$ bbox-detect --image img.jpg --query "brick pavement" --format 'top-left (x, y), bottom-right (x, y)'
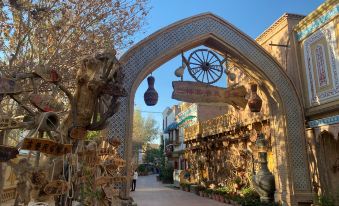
top-left (131, 174), bottom-right (231, 206)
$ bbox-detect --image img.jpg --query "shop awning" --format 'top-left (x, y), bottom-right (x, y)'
top-left (164, 122), bottom-right (178, 133)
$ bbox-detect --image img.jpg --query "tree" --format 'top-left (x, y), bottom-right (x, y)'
top-left (143, 147), bottom-right (161, 164)
top-left (132, 108), bottom-right (159, 145)
top-left (132, 108), bottom-right (159, 165)
top-left (0, 0), bottom-right (150, 204)
top-left (0, 0), bottom-right (149, 86)
top-left (0, 0), bottom-right (150, 139)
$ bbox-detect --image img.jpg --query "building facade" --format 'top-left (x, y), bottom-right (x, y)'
top-left (182, 1), bottom-right (339, 205)
top-left (294, 0), bottom-right (339, 203)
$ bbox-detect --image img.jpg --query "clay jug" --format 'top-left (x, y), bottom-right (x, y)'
top-left (144, 76), bottom-right (158, 106)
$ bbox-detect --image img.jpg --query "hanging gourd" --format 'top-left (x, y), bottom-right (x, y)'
top-left (144, 75), bottom-right (158, 106)
top-left (248, 84), bottom-right (262, 112)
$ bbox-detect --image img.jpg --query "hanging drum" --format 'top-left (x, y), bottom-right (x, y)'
top-left (144, 75), bottom-right (158, 106)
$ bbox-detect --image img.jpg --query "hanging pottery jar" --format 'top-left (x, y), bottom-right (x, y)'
top-left (248, 84), bottom-right (262, 112)
top-left (144, 75), bottom-right (158, 106)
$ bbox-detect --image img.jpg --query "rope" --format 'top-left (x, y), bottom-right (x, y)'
top-left (51, 159), bottom-right (56, 181)
top-left (16, 112), bottom-right (47, 150)
top-left (67, 164), bottom-right (74, 198)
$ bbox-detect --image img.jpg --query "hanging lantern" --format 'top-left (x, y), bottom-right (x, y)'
top-left (248, 84), bottom-right (262, 112)
top-left (144, 75), bottom-right (158, 106)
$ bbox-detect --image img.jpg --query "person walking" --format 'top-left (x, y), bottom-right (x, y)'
top-left (131, 170), bottom-right (138, 191)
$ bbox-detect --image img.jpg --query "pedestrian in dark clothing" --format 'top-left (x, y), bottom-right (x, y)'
top-left (131, 170), bottom-right (138, 191)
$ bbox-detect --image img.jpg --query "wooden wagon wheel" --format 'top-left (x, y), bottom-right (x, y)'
top-left (87, 52), bottom-right (126, 131)
top-left (187, 49), bottom-right (223, 84)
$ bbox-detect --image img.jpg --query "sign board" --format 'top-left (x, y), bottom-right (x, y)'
top-left (0, 115), bottom-right (20, 130)
top-left (99, 148), bottom-right (113, 156)
top-left (95, 176), bottom-right (126, 186)
top-left (0, 77), bottom-right (22, 94)
top-left (34, 67), bottom-right (60, 83)
top-left (21, 138), bottom-right (72, 156)
top-left (29, 94), bottom-right (64, 112)
top-left (172, 81), bottom-right (248, 109)
top-left (104, 157), bottom-right (126, 170)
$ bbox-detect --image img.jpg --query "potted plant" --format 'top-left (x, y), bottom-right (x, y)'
top-left (206, 188), bottom-right (213, 199)
top-left (185, 183), bottom-right (191, 192)
top-left (196, 185), bottom-right (205, 196)
top-left (233, 176), bottom-right (242, 191)
top-left (179, 183), bottom-right (186, 191)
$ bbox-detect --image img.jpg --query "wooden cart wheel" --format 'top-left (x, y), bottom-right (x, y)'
top-left (187, 49), bottom-right (223, 84)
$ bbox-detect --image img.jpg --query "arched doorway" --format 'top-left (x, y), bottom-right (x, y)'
top-left (108, 13), bottom-right (312, 205)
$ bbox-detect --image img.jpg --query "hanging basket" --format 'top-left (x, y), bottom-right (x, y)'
top-left (108, 137), bottom-right (121, 147)
top-left (44, 180), bottom-right (69, 195)
top-left (0, 145), bottom-right (19, 162)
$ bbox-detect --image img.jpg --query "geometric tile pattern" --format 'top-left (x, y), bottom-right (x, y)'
top-left (303, 21), bottom-right (339, 105)
top-left (107, 13), bottom-right (311, 193)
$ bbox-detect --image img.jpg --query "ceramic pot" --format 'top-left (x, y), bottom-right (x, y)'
top-left (144, 76), bottom-right (158, 106)
top-left (248, 84), bottom-right (262, 112)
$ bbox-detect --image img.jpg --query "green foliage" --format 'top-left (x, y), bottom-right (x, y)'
top-left (205, 188), bottom-right (214, 194)
top-left (86, 131), bottom-right (100, 140)
top-left (196, 185), bottom-right (206, 192)
top-left (240, 187), bottom-right (260, 199)
top-left (159, 164), bottom-right (174, 184)
top-left (80, 172), bottom-right (105, 204)
top-left (215, 186), bottom-right (232, 195)
top-left (137, 164), bottom-right (147, 173)
top-left (143, 147), bottom-right (161, 164)
top-left (194, 185), bottom-right (281, 206)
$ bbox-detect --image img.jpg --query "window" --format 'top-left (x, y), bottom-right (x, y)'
top-left (175, 129), bottom-right (179, 144)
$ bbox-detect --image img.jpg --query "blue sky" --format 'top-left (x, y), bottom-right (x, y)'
top-left (130, 0), bottom-right (324, 141)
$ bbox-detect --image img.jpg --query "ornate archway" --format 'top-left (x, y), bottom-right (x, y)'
top-left (108, 13), bottom-right (312, 205)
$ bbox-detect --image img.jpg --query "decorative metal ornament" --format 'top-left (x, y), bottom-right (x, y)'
top-left (248, 84), bottom-right (262, 112)
top-left (187, 49), bottom-right (223, 84)
top-left (144, 75), bottom-right (158, 106)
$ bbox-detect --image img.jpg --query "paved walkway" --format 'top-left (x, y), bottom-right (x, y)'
top-left (131, 175), bottom-right (231, 206)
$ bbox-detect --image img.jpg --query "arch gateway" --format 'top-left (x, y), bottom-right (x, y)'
top-left (108, 13), bottom-right (313, 205)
